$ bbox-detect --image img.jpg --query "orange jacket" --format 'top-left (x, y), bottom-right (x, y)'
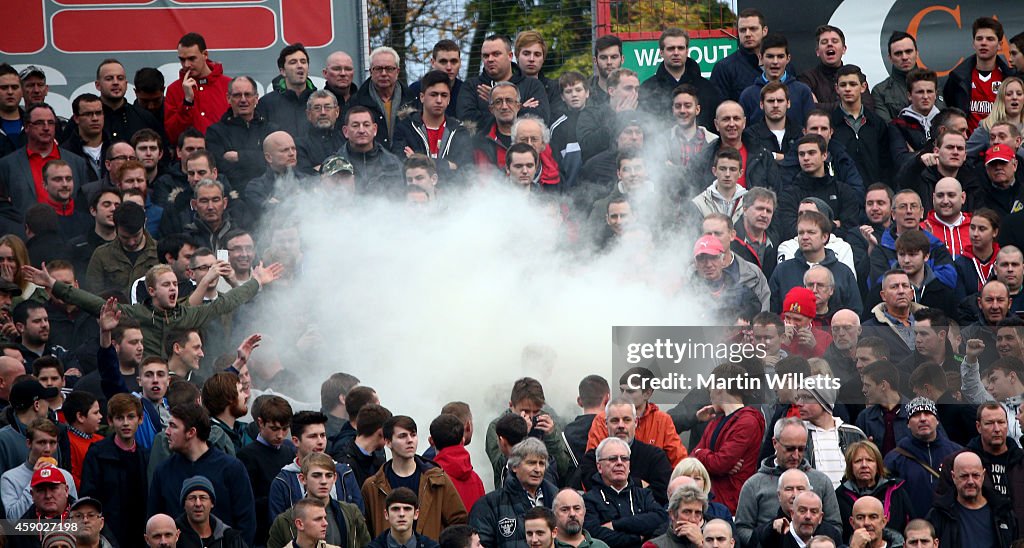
top-left (585, 402), bottom-right (687, 465)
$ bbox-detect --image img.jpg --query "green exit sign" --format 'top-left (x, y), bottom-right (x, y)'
top-left (623, 37), bottom-right (737, 81)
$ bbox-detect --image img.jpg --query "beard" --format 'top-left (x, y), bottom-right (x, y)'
top-left (230, 401), bottom-right (248, 419)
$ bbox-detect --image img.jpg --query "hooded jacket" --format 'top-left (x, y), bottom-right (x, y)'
top-left (882, 430), bottom-right (962, 518)
top-left (457, 62), bottom-right (550, 128)
top-left (889, 105), bottom-right (939, 167)
top-left (739, 72), bottom-right (816, 125)
top-left (469, 472), bottom-right (557, 548)
top-left (836, 476), bottom-right (914, 540)
top-left (926, 484), bottom-right (1017, 548)
top-left (175, 513), bottom-right (247, 548)
top-left (733, 456), bottom-right (842, 548)
top-left (587, 402), bottom-right (687, 466)
top-left (583, 475), bottom-right (668, 548)
top-left (256, 75), bottom-right (316, 138)
top-left (769, 248), bottom-right (862, 315)
top-left (922, 211), bottom-right (971, 258)
top-left (392, 109), bottom-right (473, 169)
top-left (640, 58), bottom-right (722, 130)
top-left (361, 456), bottom-right (467, 539)
top-left (692, 405), bottom-right (766, 513)
top-left (164, 60), bottom-right (231, 146)
top-left (268, 457), bottom-right (365, 521)
top-left (868, 226), bottom-right (957, 289)
top-left (432, 444), bottom-right (485, 511)
top-left (688, 183), bottom-right (747, 224)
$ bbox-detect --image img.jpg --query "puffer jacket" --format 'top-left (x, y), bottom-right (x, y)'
top-left (255, 75), bottom-right (316, 138)
top-left (775, 171), bottom-right (862, 241)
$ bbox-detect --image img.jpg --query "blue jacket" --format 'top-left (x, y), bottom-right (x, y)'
top-left (147, 447), bottom-right (257, 545)
top-left (710, 47), bottom-right (764, 102)
top-left (769, 248), bottom-right (863, 316)
top-left (882, 430), bottom-right (962, 518)
top-left (739, 73), bottom-right (816, 126)
top-left (97, 344), bottom-right (163, 450)
top-left (268, 457), bottom-right (365, 521)
top-left (868, 226), bottom-right (957, 289)
top-left (855, 399), bottom-right (911, 456)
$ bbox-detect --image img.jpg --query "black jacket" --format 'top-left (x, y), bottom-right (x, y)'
top-left (468, 473), bottom-right (557, 548)
top-left (926, 485), bottom-right (1016, 548)
top-left (778, 140), bottom-right (866, 197)
top-left (152, 163), bottom-right (188, 207)
top-left (710, 47), bottom-right (763, 102)
top-left (775, 171), bottom-right (862, 241)
top-left (457, 63), bottom-right (551, 129)
top-left (348, 78), bottom-right (414, 151)
top-left (392, 110), bottom-right (474, 175)
top-left (693, 134), bottom-right (779, 194)
top-left (756, 506), bottom-right (843, 548)
top-left (333, 437), bottom-right (386, 489)
top-left (174, 513), bottom-right (247, 548)
top-left (977, 177), bottom-right (1024, 220)
top-left (102, 100), bottom-right (162, 142)
top-left (942, 54), bottom-right (1016, 121)
top-left (582, 475), bottom-right (668, 548)
top-left (830, 105), bottom-right (893, 185)
top-left (297, 125), bottom-right (346, 175)
top-left (744, 120), bottom-right (801, 158)
top-left (897, 159), bottom-right (982, 212)
top-left (639, 59), bottom-right (722, 130)
top-left (205, 110), bottom-right (278, 191)
top-left (79, 436), bottom-right (148, 548)
top-left (836, 477), bottom-right (914, 541)
top-left (256, 77), bottom-right (316, 139)
top-left (337, 141), bottom-right (404, 197)
top-left (575, 439), bottom-right (672, 506)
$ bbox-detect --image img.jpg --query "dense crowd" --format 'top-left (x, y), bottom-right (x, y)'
top-left (0, 6), bottom-right (1023, 548)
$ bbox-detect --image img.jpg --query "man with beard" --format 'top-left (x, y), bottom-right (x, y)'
top-left (927, 451), bottom-right (1017, 547)
top-left (744, 82), bottom-right (802, 160)
top-left (164, 33), bottom-right (231, 146)
top-left (553, 488), bottom-right (608, 548)
top-left (12, 300), bottom-right (56, 365)
top-left (202, 372), bottom-right (249, 453)
top-left (711, 9), bottom-right (769, 102)
top-left (297, 90), bottom-right (345, 175)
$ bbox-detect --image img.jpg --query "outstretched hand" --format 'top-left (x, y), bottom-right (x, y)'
top-left (21, 263), bottom-right (55, 289)
top-left (252, 262), bottom-right (285, 287)
top-left (98, 297), bottom-right (121, 332)
top-left (237, 333), bottom-right (262, 364)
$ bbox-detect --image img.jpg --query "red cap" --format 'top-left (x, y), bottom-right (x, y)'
top-left (693, 235), bottom-right (726, 258)
top-left (985, 144), bottom-right (1016, 165)
top-left (31, 465), bottom-right (65, 488)
top-left (783, 287), bottom-right (817, 319)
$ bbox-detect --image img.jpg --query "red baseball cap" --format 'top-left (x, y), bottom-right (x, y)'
top-left (31, 466), bottom-right (65, 488)
top-left (985, 144), bottom-right (1016, 165)
top-left (693, 235), bottom-right (725, 258)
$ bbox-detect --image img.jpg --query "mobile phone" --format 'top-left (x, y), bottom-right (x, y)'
top-left (217, 249), bottom-right (229, 262)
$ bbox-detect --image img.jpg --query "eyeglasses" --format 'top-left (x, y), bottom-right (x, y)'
top-left (779, 444), bottom-right (806, 453)
top-left (598, 455), bottom-right (630, 463)
top-left (895, 203), bottom-right (922, 211)
top-left (230, 92), bottom-right (256, 100)
top-left (190, 265), bottom-right (212, 272)
top-left (71, 511), bottom-right (101, 520)
top-left (371, 66), bottom-right (399, 74)
top-left (308, 104), bottom-right (337, 112)
top-left (185, 494), bottom-right (211, 503)
top-left (109, 155), bottom-right (138, 162)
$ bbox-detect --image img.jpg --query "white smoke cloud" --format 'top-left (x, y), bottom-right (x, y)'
top-left (249, 179), bottom-right (711, 484)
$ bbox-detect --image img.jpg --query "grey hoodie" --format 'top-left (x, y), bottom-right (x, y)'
top-left (734, 456), bottom-right (842, 547)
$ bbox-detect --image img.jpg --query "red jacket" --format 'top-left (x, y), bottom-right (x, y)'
top-left (922, 210), bottom-right (972, 258)
top-left (692, 405), bottom-right (765, 513)
top-left (164, 60), bottom-right (231, 145)
top-left (432, 445), bottom-right (485, 511)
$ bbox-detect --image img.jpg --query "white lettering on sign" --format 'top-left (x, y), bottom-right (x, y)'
top-left (632, 45), bottom-right (735, 67)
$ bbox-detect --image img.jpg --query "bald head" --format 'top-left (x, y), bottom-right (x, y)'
top-left (145, 514), bottom-right (179, 548)
top-left (851, 495), bottom-right (883, 516)
top-left (668, 475), bottom-right (698, 498)
top-left (831, 309), bottom-right (860, 326)
top-left (954, 450), bottom-right (982, 470)
top-left (0, 356), bottom-right (24, 399)
top-left (553, 487), bottom-right (584, 508)
top-left (263, 131), bottom-right (297, 172)
top-left (703, 519), bottom-right (734, 548)
top-left (934, 177), bottom-right (962, 193)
